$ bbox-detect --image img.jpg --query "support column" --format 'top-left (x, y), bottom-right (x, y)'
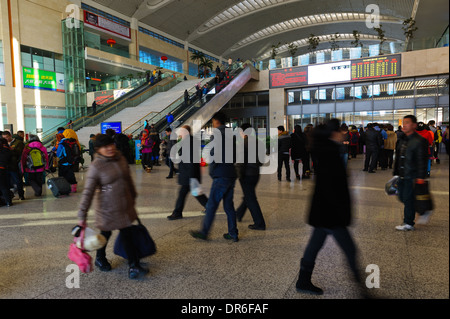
top-left (269, 88), bottom-right (286, 130)
top-left (3, 0), bottom-right (24, 132)
top-left (129, 17), bottom-right (139, 60)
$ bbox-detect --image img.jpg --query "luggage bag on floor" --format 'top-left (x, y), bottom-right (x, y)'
top-left (47, 174), bottom-right (71, 198)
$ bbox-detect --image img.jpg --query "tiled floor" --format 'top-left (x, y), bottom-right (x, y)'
top-left (0, 154), bottom-right (448, 299)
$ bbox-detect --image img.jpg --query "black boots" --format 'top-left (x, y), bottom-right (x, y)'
top-left (129, 262), bottom-right (149, 279)
top-left (95, 256), bottom-right (112, 272)
top-left (296, 259), bottom-right (324, 295)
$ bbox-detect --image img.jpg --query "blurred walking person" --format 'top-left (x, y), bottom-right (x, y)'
top-left (190, 112), bottom-right (239, 242)
top-left (77, 134), bottom-right (148, 279)
top-left (393, 115), bottom-right (429, 230)
top-left (295, 119), bottom-right (365, 297)
top-left (167, 125), bottom-right (208, 220)
top-left (235, 123), bottom-right (266, 230)
top-left (164, 127), bottom-right (178, 179)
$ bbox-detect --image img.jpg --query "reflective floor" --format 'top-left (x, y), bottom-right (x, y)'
top-left (0, 154), bottom-right (448, 299)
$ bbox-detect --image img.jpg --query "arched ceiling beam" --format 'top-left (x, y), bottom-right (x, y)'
top-left (220, 12), bottom-right (402, 57)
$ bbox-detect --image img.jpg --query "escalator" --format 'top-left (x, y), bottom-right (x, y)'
top-left (41, 75), bottom-right (180, 147)
top-left (126, 64), bottom-right (257, 137)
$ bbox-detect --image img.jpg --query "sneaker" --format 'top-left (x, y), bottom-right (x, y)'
top-left (416, 211), bottom-right (433, 225)
top-left (166, 176), bottom-right (174, 179)
top-left (190, 230), bottom-right (207, 240)
top-left (128, 264), bottom-right (149, 279)
top-left (286, 178), bottom-right (291, 182)
top-left (368, 170), bottom-right (376, 173)
top-left (395, 224), bottom-right (415, 231)
top-left (95, 257), bottom-right (112, 272)
top-left (223, 233), bottom-right (239, 242)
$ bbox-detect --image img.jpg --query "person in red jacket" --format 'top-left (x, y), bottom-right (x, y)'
top-left (416, 122), bottom-right (433, 177)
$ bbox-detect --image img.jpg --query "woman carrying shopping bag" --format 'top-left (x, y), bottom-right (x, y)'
top-left (76, 134), bottom-right (149, 279)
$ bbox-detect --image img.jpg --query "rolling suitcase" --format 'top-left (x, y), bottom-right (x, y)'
top-left (47, 174), bottom-right (71, 198)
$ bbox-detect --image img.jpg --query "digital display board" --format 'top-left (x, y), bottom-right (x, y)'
top-left (308, 61), bottom-right (351, 85)
top-left (351, 54), bottom-right (401, 81)
top-left (269, 54), bottom-right (402, 89)
top-left (101, 122), bottom-right (122, 134)
top-left (269, 66), bottom-right (308, 89)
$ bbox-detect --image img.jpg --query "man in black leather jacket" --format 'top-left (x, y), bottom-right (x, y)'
top-left (393, 115), bottom-right (429, 231)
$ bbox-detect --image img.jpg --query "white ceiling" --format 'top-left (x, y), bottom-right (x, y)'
top-left (88, 0), bottom-right (449, 60)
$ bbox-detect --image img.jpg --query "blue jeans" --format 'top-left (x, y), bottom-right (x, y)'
top-left (398, 178), bottom-right (415, 226)
top-left (340, 153), bottom-right (348, 171)
top-left (201, 177), bottom-right (238, 239)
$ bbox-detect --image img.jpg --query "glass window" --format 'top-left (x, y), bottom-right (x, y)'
top-left (243, 94), bottom-right (257, 107)
top-left (438, 76), bottom-right (449, 97)
top-left (257, 92), bottom-right (269, 107)
top-left (353, 83), bottom-right (372, 101)
top-left (230, 95), bottom-right (243, 108)
top-left (286, 90), bottom-right (300, 105)
top-left (43, 57), bottom-right (55, 71)
top-left (303, 88), bottom-right (318, 104)
top-left (393, 79), bottom-right (415, 99)
top-left (415, 77), bottom-right (437, 98)
top-left (353, 111), bottom-right (374, 127)
top-left (21, 52), bottom-right (32, 67)
top-left (319, 86), bottom-right (335, 104)
top-left (335, 85), bottom-right (353, 102)
top-left (393, 109), bottom-right (414, 129)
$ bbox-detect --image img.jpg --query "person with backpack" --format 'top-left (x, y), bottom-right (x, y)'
top-left (56, 130), bottom-right (81, 193)
top-left (20, 135), bottom-right (48, 197)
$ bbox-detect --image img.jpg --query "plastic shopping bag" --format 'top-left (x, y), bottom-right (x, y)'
top-left (190, 178), bottom-right (203, 197)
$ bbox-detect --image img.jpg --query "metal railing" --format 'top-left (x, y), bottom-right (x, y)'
top-left (126, 63), bottom-right (246, 137)
top-left (42, 76), bottom-right (183, 146)
top-left (122, 77), bottom-right (213, 136)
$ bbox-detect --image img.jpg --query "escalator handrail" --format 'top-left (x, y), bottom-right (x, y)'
top-left (42, 77), bottom-right (180, 146)
top-left (125, 77), bottom-right (215, 136)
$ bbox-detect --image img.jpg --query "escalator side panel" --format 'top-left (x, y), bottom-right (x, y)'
top-left (181, 67), bottom-right (253, 131)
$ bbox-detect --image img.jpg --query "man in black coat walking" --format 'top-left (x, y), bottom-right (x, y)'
top-left (295, 119), bottom-right (365, 297)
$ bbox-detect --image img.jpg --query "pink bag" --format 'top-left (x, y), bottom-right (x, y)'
top-left (67, 228), bottom-right (92, 273)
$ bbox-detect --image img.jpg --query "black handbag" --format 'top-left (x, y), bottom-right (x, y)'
top-left (114, 217), bottom-right (156, 259)
top-left (414, 181), bottom-right (434, 215)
